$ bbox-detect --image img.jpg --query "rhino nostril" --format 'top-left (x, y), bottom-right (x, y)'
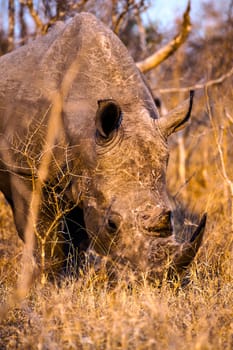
top-left (106, 214), bottom-right (121, 234)
top-left (108, 219), bottom-right (118, 231)
top-left (143, 210), bottom-right (173, 237)
top-left (162, 210), bottom-right (172, 223)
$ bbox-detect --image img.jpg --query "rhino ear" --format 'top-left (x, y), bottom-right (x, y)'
top-left (158, 91), bottom-right (194, 137)
top-left (95, 99), bottom-right (123, 139)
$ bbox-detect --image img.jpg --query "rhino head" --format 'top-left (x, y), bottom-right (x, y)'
top-left (68, 90), bottom-right (206, 282)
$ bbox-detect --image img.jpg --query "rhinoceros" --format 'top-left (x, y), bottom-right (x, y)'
top-left (0, 12), bottom-right (206, 281)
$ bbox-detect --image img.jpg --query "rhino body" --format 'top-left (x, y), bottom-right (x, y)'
top-left (0, 13), bottom-right (205, 280)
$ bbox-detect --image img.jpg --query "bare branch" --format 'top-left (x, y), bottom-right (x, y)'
top-left (19, 2), bottom-right (27, 43)
top-left (136, 1), bottom-right (191, 73)
top-left (112, 0), bottom-right (148, 35)
top-left (225, 108), bottom-right (233, 124)
top-left (157, 66), bottom-right (233, 94)
top-left (112, 1), bottom-right (134, 35)
top-left (8, 0), bottom-right (15, 51)
top-left (136, 9), bottom-right (147, 53)
top-left (21, 0), bottom-right (45, 33)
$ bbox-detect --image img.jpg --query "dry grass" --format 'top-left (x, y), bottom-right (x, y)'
top-left (1, 166), bottom-right (233, 350)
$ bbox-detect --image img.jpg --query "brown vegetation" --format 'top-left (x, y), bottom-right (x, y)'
top-left (0, 1), bottom-right (233, 349)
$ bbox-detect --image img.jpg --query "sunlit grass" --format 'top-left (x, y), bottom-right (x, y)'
top-left (0, 190), bottom-right (233, 349)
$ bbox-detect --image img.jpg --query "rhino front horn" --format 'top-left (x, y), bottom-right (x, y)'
top-left (172, 213), bottom-right (207, 273)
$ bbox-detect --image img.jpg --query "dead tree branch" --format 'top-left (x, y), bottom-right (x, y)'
top-left (157, 66), bottom-right (233, 94)
top-left (21, 0), bottom-right (45, 32)
top-left (112, 1), bottom-right (130, 34)
top-left (136, 1), bottom-right (191, 73)
top-left (112, 0), bottom-right (147, 35)
top-left (8, 0), bottom-right (15, 51)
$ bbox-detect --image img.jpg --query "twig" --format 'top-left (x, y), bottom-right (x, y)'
top-left (225, 108), bottom-right (233, 124)
top-left (112, 1), bottom-right (130, 35)
top-left (157, 66), bottom-right (233, 94)
top-left (21, 0), bottom-right (45, 32)
top-left (8, 0), bottom-right (15, 51)
top-left (112, 0), bottom-right (147, 35)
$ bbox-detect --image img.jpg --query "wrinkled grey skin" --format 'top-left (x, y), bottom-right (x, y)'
top-left (0, 13), bottom-right (206, 280)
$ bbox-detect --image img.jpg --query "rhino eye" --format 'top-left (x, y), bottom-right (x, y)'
top-left (95, 99), bottom-right (123, 139)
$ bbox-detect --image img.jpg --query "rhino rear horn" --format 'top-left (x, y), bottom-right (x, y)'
top-left (172, 213), bottom-right (207, 272)
top-left (158, 90), bottom-right (194, 137)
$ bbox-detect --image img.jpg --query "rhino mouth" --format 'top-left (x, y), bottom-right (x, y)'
top-left (62, 205), bottom-right (206, 282)
top-left (110, 213), bottom-right (206, 281)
